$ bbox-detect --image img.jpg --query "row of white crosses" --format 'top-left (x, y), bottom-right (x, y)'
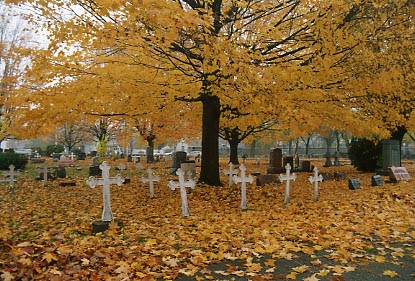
top-left (85, 161), bottom-right (325, 222)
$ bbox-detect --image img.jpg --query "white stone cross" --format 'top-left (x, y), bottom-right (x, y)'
top-left (39, 163), bottom-right (54, 187)
top-left (86, 161), bottom-right (125, 222)
top-left (141, 168), bottom-right (160, 199)
top-left (136, 162), bottom-right (144, 172)
top-left (69, 152), bottom-right (76, 161)
top-left (223, 162), bottom-right (238, 188)
top-left (168, 168), bottom-right (196, 217)
top-left (279, 163), bottom-right (296, 205)
top-left (232, 164), bottom-right (253, 211)
top-left (309, 166), bottom-right (323, 202)
top-left (2, 165), bottom-right (18, 187)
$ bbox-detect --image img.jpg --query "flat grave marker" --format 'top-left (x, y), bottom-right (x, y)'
top-left (389, 166), bottom-right (411, 182)
top-left (348, 178), bottom-right (362, 190)
top-left (372, 175), bottom-right (384, 186)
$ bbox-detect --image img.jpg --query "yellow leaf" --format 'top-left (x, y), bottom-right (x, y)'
top-left (286, 271), bottom-right (298, 279)
top-left (304, 274), bottom-right (320, 281)
top-left (264, 259), bottom-right (276, 267)
top-left (293, 264), bottom-right (309, 273)
top-left (1, 271), bottom-right (14, 281)
top-left (374, 255), bottom-right (386, 263)
top-left (383, 270), bottom-right (399, 277)
top-left (42, 252), bottom-right (58, 264)
top-left (317, 269), bottom-right (330, 277)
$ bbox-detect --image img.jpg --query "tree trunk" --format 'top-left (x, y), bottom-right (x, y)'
top-left (390, 125), bottom-right (407, 144)
top-left (229, 140), bottom-right (239, 165)
top-left (199, 95), bottom-right (222, 186)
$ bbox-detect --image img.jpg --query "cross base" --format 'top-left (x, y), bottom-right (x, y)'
top-left (92, 219), bottom-right (123, 234)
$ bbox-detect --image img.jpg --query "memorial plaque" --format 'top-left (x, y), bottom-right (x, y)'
top-left (348, 178), bottom-right (361, 190)
top-left (371, 175), bottom-right (383, 186)
top-left (389, 166), bottom-right (410, 182)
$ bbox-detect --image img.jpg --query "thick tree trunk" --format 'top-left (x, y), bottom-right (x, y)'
top-left (199, 95), bottom-right (222, 186)
top-left (229, 140), bottom-right (239, 165)
top-left (390, 125), bottom-right (407, 144)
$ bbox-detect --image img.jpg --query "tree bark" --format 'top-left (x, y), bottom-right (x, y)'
top-left (199, 95), bottom-right (222, 186)
top-left (229, 140), bottom-right (239, 165)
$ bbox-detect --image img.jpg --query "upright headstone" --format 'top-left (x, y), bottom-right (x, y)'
top-left (309, 166), bottom-right (323, 202)
top-left (283, 156), bottom-right (294, 170)
top-left (383, 140), bottom-right (401, 173)
top-left (141, 168), bottom-right (160, 199)
top-left (300, 160), bottom-right (312, 172)
top-left (86, 162), bottom-right (125, 233)
top-left (279, 163), bottom-right (296, 205)
top-left (223, 162), bottom-right (238, 187)
top-left (170, 151), bottom-right (187, 174)
top-left (232, 164), bottom-right (253, 211)
top-left (267, 148), bottom-right (283, 174)
top-left (180, 160), bottom-right (196, 180)
top-left (168, 168), bottom-right (196, 217)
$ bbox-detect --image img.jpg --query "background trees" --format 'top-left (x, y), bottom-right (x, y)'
top-left (3, 0), bottom-right (415, 185)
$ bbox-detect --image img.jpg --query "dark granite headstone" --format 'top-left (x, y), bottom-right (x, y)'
top-left (56, 166), bottom-right (67, 178)
top-left (89, 165), bottom-right (101, 177)
top-left (334, 172), bottom-right (346, 180)
top-left (348, 178), bottom-right (361, 190)
top-left (256, 174), bottom-right (281, 186)
top-left (321, 173), bottom-right (333, 181)
top-left (267, 148), bottom-right (283, 174)
top-left (371, 175), bottom-right (383, 186)
top-left (300, 160), bottom-right (312, 172)
top-left (283, 156), bottom-right (294, 170)
top-left (171, 151), bottom-right (187, 174)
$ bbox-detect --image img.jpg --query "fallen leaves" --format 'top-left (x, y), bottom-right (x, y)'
top-left (0, 159), bottom-right (414, 280)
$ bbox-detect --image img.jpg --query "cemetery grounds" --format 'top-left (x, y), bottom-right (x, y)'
top-left (0, 157), bottom-right (414, 280)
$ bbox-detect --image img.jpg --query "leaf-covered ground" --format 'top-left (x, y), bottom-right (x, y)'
top-left (0, 158), bottom-right (414, 280)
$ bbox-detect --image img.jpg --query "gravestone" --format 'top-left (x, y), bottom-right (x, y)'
top-left (389, 166), bottom-right (410, 182)
top-left (141, 168), bottom-right (160, 199)
top-left (256, 174), bottom-right (280, 186)
top-left (334, 172), bottom-right (347, 180)
top-left (232, 164), bottom-right (253, 211)
top-left (300, 160), bottom-right (312, 172)
top-left (309, 166), bottom-right (323, 202)
top-left (371, 175), bottom-right (383, 186)
top-left (170, 151), bottom-right (187, 174)
top-left (267, 148), bottom-right (283, 174)
top-left (348, 178), bottom-right (361, 190)
top-left (321, 173), bottom-right (333, 181)
top-left (168, 168), bottom-right (196, 217)
top-left (86, 162), bottom-right (124, 233)
top-left (283, 156), bottom-right (294, 171)
top-left (383, 140), bottom-right (401, 174)
top-left (279, 163), bottom-right (296, 205)
top-left (180, 160), bottom-right (196, 180)
top-left (89, 165), bottom-right (101, 177)
top-left (56, 166), bottom-right (67, 178)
